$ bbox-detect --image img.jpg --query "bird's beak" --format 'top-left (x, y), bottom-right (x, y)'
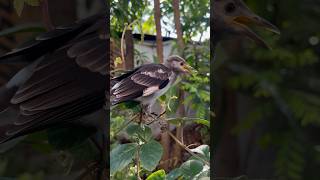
top-left (232, 13), bottom-right (280, 49)
top-left (182, 63), bottom-right (196, 74)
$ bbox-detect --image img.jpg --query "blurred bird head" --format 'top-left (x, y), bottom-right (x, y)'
top-left (213, 0), bottom-right (280, 48)
top-left (165, 55), bottom-right (194, 74)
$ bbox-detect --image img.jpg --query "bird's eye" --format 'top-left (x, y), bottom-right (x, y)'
top-left (225, 2), bottom-right (236, 13)
top-left (180, 62), bottom-right (184, 66)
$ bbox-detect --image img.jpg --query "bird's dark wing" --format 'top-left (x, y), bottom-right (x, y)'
top-left (0, 13), bottom-right (108, 143)
top-left (0, 13), bottom-right (106, 64)
top-left (111, 64), bottom-right (171, 105)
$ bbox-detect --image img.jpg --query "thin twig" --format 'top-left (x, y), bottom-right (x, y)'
top-left (167, 131), bottom-right (210, 166)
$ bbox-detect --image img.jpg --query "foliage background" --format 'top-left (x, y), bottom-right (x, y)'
top-left (213, 0), bottom-right (320, 179)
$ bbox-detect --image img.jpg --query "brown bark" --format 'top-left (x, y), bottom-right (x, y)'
top-left (153, 0), bottom-right (164, 63)
top-left (172, 0), bottom-right (184, 53)
top-left (153, 0), bottom-right (171, 171)
top-left (171, 0), bottom-right (185, 169)
top-left (124, 29), bottom-right (134, 70)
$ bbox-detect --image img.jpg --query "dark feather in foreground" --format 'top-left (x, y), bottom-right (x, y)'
top-left (0, 13), bottom-right (108, 143)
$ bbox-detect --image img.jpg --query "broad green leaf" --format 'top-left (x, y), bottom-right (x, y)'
top-left (110, 143), bottom-right (138, 175)
top-left (166, 168), bottom-right (182, 180)
top-left (180, 160), bottom-right (203, 178)
top-left (140, 140), bottom-right (163, 171)
top-left (146, 169), bottom-right (166, 180)
top-left (126, 124), bottom-right (153, 142)
top-left (126, 124), bottom-right (140, 136)
top-left (190, 145), bottom-right (210, 161)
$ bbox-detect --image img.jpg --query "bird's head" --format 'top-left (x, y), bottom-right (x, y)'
top-left (213, 0), bottom-right (280, 48)
top-left (165, 55), bottom-right (194, 74)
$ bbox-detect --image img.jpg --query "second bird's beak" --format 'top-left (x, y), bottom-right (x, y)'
top-left (232, 12), bottom-right (280, 49)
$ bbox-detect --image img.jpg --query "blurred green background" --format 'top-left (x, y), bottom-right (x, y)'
top-left (213, 0), bottom-right (320, 179)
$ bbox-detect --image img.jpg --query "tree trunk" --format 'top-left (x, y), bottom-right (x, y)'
top-left (171, 0), bottom-right (185, 169)
top-left (124, 29), bottom-right (134, 70)
top-left (153, 0), bottom-right (171, 171)
top-left (153, 0), bottom-right (163, 63)
top-left (172, 0), bottom-right (184, 53)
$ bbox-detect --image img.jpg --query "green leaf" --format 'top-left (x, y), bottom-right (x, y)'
top-left (166, 168), bottom-right (182, 180)
top-left (180, 160), bottom-right (203, 178)
top-left (140, 140), bottom-right (163, 171)
top-left (190, 145), bottom-right (210, 161)
top-left (13, 0), bottom-right (25, 16)
top-left (110, 143), bottom-right (138, 175)
top-left (146, 169), bottom-right (166, 180)
top-left (194, 119), bottom-right (210, 127)
top-left (126, 124), bottom-right (153, 142)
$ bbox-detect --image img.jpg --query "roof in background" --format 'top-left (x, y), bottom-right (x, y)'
top-left (114, 32), bottom-right (175, 42)
top-left (132, 33), bottom-right (175, 41)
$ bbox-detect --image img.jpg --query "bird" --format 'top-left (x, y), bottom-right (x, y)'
top-left (111, 55), bottom-right (193, 117)
top-left (0, 13), bottom-right (108, 144)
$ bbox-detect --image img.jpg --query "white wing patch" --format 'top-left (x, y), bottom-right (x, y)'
top-left (140, 68), bottom-right (166, 78)
top-left (157, 69), bottom-right (165, 73)
top-left (111, 81), bottom-right (121, 90)
top-left (143, 86), bottom-right (159, 96)
top-left (140, 71), bottom-right (156, 77)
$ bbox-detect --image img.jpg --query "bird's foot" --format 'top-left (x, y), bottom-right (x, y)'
top-left (159, 118), bottom-right (169, 133)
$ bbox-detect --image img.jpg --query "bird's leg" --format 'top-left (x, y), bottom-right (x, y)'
top-left (157, 109), bottom-right (166, 119)
top-left (139, 104), bottom-right (145, 124)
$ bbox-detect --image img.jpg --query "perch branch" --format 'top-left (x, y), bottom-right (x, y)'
top-left (167, 130), bottom-right (210, 166)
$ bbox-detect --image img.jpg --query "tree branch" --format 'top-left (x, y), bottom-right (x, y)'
top-left (154, 0), bottom-right (164, 63)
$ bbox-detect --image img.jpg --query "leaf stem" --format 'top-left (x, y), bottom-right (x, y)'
top-left (136, 144), bottom-right (142, 180)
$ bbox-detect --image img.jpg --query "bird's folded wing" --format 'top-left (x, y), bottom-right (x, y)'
top-left (111, 64), bottom-right (171, 104)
